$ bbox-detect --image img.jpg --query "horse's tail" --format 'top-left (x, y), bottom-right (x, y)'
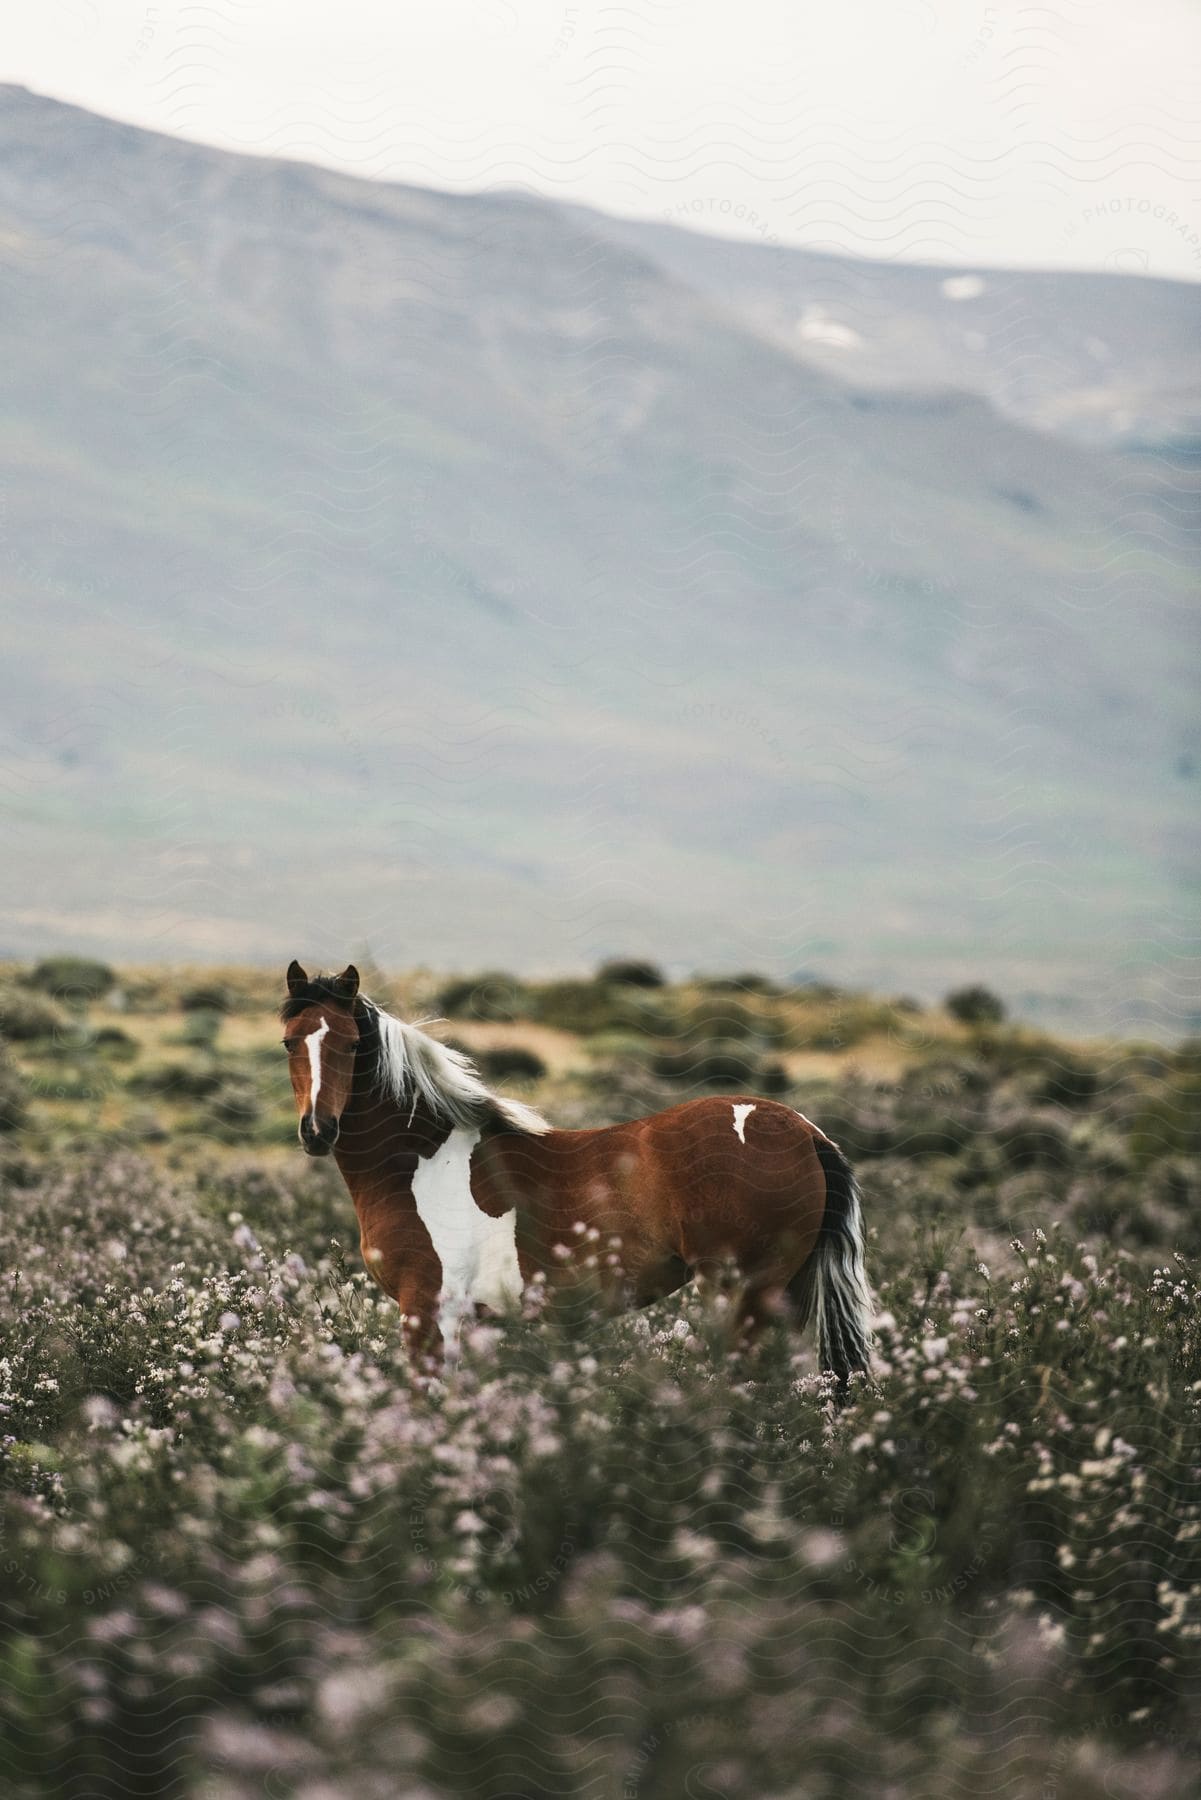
top-left (788, 1133), bottom-right (873, 1396)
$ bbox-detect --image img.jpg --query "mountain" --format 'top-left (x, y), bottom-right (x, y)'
top-left (564, 206), bottom-right (1201, 452)
top-left (0, 85), bottom-right (1198, 1037)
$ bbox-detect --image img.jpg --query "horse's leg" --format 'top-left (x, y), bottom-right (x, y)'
top-left (393, 1270), bottom-right (444, 1368)
top-left (632, 1251), bottom-right (692, 1307)
top-left (688, 1260), bottom-right (789, 1353)
top-left (736, 1278), bottom-right (792, 1347)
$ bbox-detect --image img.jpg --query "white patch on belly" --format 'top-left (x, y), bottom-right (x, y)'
top-left (410, 1128), bottom-right (523, 1347)
top-left (732, 1103), bottom-right (756, 1143)
top-left (305, 1017), bottom-right (330, 1114)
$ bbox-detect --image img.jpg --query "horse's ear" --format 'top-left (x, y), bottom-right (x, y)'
top-left (334, 964), bottom-right (360, 1001)
top-left (286, 960), bottom-right (308, 996)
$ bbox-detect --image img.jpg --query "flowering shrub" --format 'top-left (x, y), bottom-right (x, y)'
top-left (1, 967), bottom-right (1200, 1796)
top-left (0, 1145), bottom-right (1198, 1800)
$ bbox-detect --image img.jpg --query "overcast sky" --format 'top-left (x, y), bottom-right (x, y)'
top-left (5, 0), bottom-right (1201, 277)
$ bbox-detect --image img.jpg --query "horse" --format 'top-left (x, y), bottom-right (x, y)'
top-left (280, 961), bottom-right (873, 1391)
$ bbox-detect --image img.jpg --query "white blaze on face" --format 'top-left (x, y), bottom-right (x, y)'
top-left (732, 1103), bottom-right (756, 1143)
top-left (410, 1127), bottom-right (523, 1350)
top-left (305, 1017), bottom-right (330, 1116)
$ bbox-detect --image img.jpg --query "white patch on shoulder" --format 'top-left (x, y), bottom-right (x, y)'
top-left (732, 1103), bottom-right (756, 1143)
top-left (305, 1017), bottom-right (330, 1114)
top-left (410, 1128), bottom-right (523, 1348)
top-left (794, 1109), bottom-right (818, 1131)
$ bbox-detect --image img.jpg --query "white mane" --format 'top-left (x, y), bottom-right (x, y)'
top-left (364, 1000), bottom-right (551, 1136)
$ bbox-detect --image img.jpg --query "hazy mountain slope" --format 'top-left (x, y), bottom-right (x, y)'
top-left (0, 86), bottom-right (1197, 1035)
top-left (568, 206), bottom-right (1201, 451)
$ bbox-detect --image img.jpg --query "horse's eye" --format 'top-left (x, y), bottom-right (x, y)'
top-left (282, 1039), bottom-right (298, 1051)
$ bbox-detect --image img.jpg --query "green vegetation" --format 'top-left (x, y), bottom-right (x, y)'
top-left (474, 1044), bottom-right (548, 1084)
top-left (178, 982), bottom-right (235, 1014)
top-left (596, 958), bottom-right (666, 989)
top-left (1, 962), bottom-right (1199, 1797)
top-left (24, 956), bottom-right (116, 1004)
top-left (945, 983), bottom-right (1007, 1027)
top-left (436, 973), bottom-right (533, 1023)
top-left (0, 988), bottom-right (69, 1043)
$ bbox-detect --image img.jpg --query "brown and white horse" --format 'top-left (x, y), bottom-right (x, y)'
top-left (281, 962), bottom-right (873, 1390)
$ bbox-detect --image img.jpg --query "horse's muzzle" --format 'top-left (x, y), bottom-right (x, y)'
top-left (299, 1113), bottom-right (340, 1156)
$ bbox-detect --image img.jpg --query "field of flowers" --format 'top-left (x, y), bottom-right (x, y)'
top-left (1, 961), bottom-right (1200, 1798)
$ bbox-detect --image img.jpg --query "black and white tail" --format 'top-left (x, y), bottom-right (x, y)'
top-left (789, 1135), bottom-right (873, 1396)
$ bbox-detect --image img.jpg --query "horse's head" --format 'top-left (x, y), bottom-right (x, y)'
top-left (280, 960), bottom-right (361, 1156)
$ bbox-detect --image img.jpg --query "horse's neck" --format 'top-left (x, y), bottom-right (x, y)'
top-left (333, 1064), bottom-right (450, 1197)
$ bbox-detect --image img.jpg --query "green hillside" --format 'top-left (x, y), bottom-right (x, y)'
top-left (1, 86), bottom-right (1198, 1036)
